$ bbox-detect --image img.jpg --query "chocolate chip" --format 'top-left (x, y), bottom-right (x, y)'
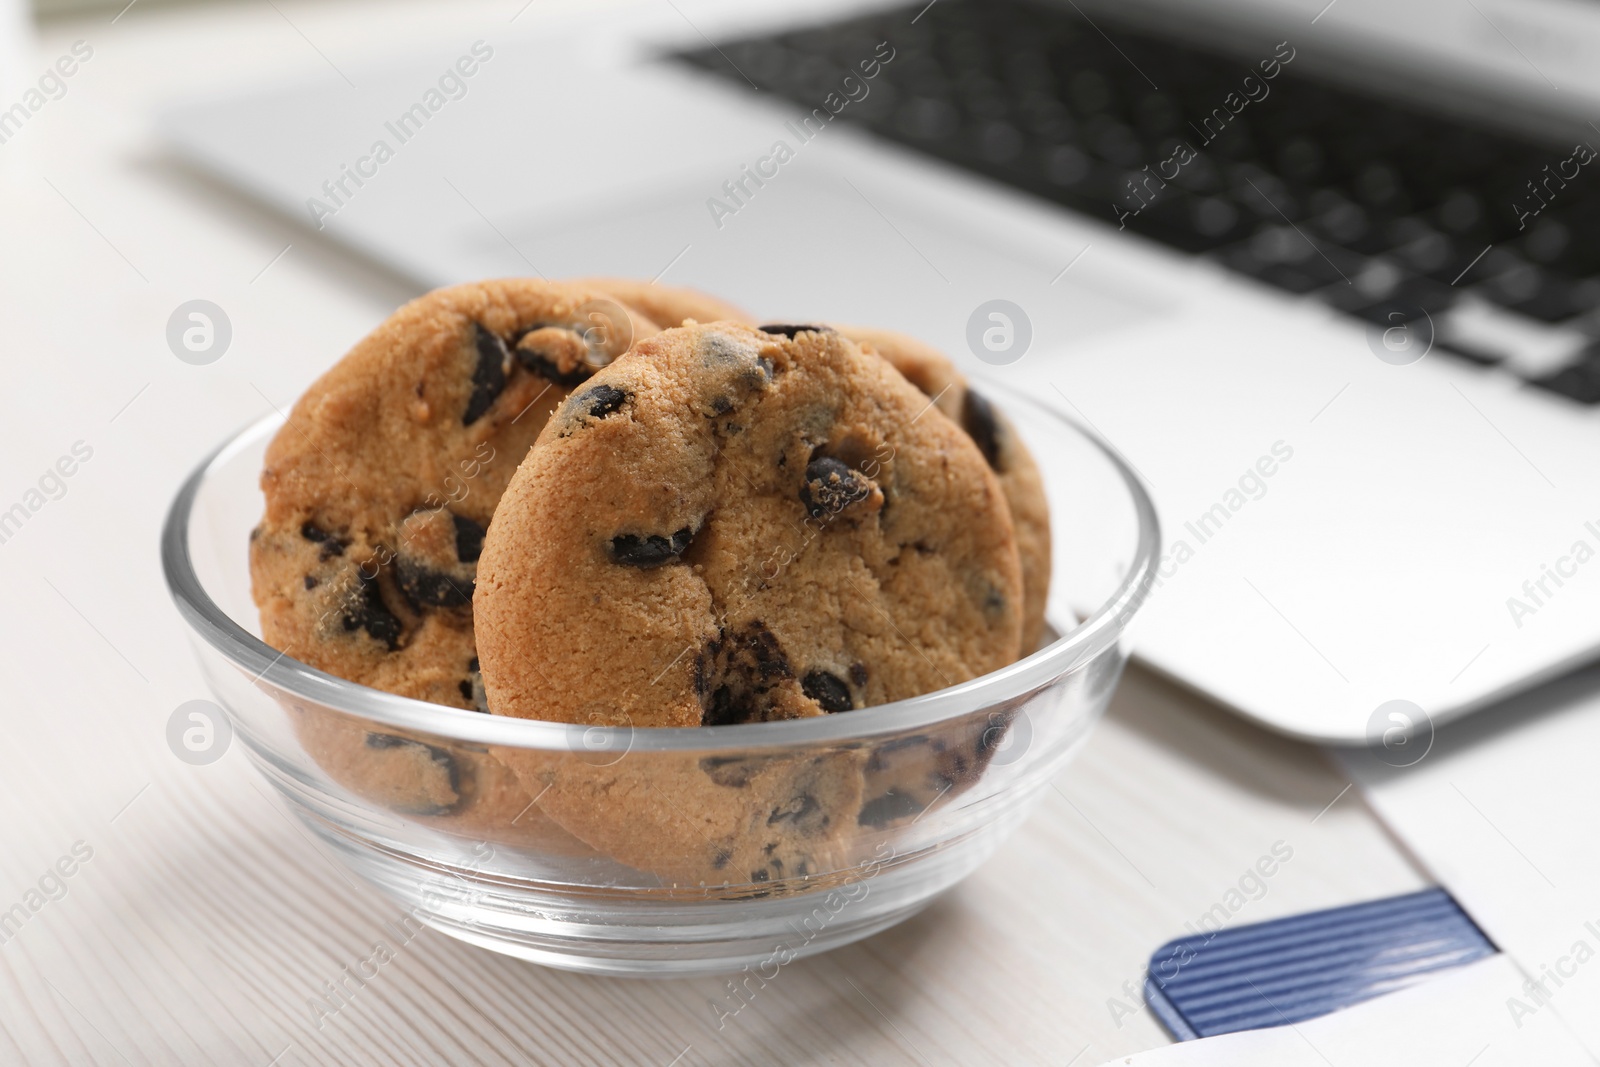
top-left (515, 325), bottom-right (594, 387)
top-left (744, 624), bottom-right (791, 683)
top-left (362, 733), bottom-right (461, 816)
top-left (693, 649), bottom-right (711, 699)
top-left (458, 680), bottom-right (473, 703)
top-left (396, 560), bottom-right (472, 609)
top-left (302, 520), bottom-right (349, 558)
top-left (344, 571), bottom-right (403, 650)
top-left (801, 670), bottom-right (854, 713)
top-left (975, 709), bottom-right (1016, 760)
top-left (453, 514), bottom-right (485, 563)
top-left (800, 456), bottom-right (874, 519)
top-left (758, 324), bottom-right (834, 339)
top-left (519, 355), bottom-right (590, 388)
top-left (697, 623), bottom-right (795, 725)
top-left (865, 734), bottom-right (933, 772)
top-left (751, 869), bottom-right (770, 882)
top-left (849, 662), bottom-right (869, 688)
top-left (858, 790), bottom-right (923, 829)
top-left (962, 389), bottom-right (1002, 470)
top-left (608, 528), bottom-right (693, 567)
top-left (303, 575), bottom-right (318, 590)
top-left (396, 509), bottom-right (478, 609)
top-left (570, 384), bottom-right (628, 421)
top-left (766, 792), bottom-right (824, 833)
top-left (711, 848), bottom-right (732, 870)
top-left (700, 755), bottom-right (765, 788)
top-left (704, 685), bottom-right (752, 727)
top-left (464, 324), bottom-right (511, 426)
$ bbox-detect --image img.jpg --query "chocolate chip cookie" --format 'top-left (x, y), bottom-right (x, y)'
top-left (250, 279), bottom-right (665, 708)
top-left (837, 325), bottom-right (1053, 653)
top-left (501, 746), bottom-right (866, 887)
top-left (474, 321), bottom-right (1025, 728)
top-left (250, 279), bottom-right (681, 840)
top-left (289, 703), bottom-right (587, 848)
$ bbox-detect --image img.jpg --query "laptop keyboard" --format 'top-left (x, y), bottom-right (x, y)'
top-left (673, 0), bottom-right (1600, 404)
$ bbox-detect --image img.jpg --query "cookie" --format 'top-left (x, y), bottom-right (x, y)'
top-left (496, 746), bottom-right (866, 888)
top-left (289, 702), bottom-right (588, 849)
top-left (473, 321), bottom-right (1022, 884)
top-left (251, 279), bottom-right (675, 841)
top-left (250, 279), bottom-right (663, 708)
top-left (474, 321), bottom-right (1025, 728)
top-left (855, 697), bottom-right (1032, 830)
top-left (836, 325), bottom-right (1053, 653)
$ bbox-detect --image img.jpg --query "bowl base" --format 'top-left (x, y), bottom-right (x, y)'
top-left (305, 806), bottom-right (1023, 977)
top-left (419, 901), bottom-right (934, 978)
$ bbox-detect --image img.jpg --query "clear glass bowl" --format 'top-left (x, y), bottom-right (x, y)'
top-left (160, 386), bottom-right (1158, 977)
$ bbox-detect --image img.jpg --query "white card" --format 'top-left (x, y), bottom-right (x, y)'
top-left (1342, 662), bottom-right (1600, 1057)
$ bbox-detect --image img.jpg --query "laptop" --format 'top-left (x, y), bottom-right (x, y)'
top-left (161, 0), bottom-right (1600, 744)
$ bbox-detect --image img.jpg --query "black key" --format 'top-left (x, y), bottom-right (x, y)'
top-left (1507, 286), bottom-right (1583, 324)
top-left (1507, 276), bottom-right (1589, 323)
top-left (1421, 240), bottom-right (1494, 286)
top-left (1479, 263), bottom-right (1592, 323)
top-left (1435, 189), bottom-right (1487, 237)
top-left (1219, 237), bottom-right (1348, 290)
top-left (1529, 347), bottom-right (1600, 404)
top-left (1321, 275), bottom-right (1457, 324)
top-left (1434, 342), bottom-right (1503, 367)
top-left (1307, 189), bottom-right (1375, 249)
top-left (1448, 245), bottom-right (1521, 289)
top-left (1130, 190), bottom-right (1248, 253)
top-left (1389, 219), bottom-right (1455, 273)
top-left (1218, 254), bottom-right (1333, 294)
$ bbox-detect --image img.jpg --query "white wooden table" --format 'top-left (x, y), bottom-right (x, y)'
top-left (0, 1), bottom-right (1424, 1062)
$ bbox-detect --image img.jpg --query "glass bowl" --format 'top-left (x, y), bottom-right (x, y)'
top-left (160, 385), bottom-right (1158, 977)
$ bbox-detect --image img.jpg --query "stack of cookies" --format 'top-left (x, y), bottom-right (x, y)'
top-left (250, 279), bottom-right (1051, 884)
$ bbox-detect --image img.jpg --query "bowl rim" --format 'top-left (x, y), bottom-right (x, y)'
top-left (161, 380), bottom-right (1160, 752)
